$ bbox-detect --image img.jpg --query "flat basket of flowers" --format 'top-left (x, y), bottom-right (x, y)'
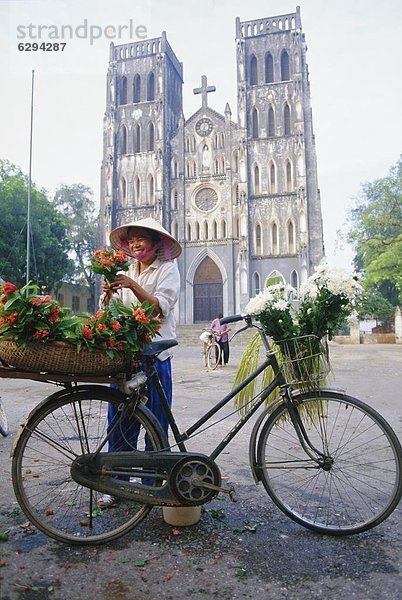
top-left (0, 250), bottom-right (161, 376)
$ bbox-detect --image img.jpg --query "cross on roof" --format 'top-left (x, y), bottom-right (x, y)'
top-left (193, 75), bottom-right (216, 108)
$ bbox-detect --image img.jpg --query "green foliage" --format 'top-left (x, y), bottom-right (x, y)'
top-left (53, 183), bottom-right (98, 308)
top-left (357, 287), bottom-right (395, 322)
top-left (0, 160), bottom-right (74, 289)
top-left (347, 157), bottom-right (402, 305)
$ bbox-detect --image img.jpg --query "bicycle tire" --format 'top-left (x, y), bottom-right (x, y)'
top-left (0, 401), bottom-right (8, 436)
top-left (207, 342), bottom-right (221, 370)
top-left (256, 390), bottom-right (402, 535)
top-left (12, 386), bottom-right (165, 545)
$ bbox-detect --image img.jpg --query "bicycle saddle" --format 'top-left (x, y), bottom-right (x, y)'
top-left (141, 339), bottom-right (178, 356)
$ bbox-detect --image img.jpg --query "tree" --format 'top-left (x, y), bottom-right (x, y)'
top-left (0, 160), bottom-right (74, 290)
top-left (347, 157), bottom-right (402, 306)
top-left (53, 184), bottom-right (98, 311)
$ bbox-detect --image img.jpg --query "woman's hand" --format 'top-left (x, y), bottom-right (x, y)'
top-left (107, 274), bottom-right (135, 293)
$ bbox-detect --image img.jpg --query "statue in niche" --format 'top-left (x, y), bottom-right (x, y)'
top-left (202, 144), bottom-right (210, 171)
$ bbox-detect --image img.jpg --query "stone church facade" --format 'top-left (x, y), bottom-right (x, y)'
top-left (98, 7), bottom-right (324, 324)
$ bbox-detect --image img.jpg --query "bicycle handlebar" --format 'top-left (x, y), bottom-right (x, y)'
top-left (219, 314), bottom-right (245, 325)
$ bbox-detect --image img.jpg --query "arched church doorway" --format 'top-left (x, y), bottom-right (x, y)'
top-left (193, 256), bottom-right (223, 322)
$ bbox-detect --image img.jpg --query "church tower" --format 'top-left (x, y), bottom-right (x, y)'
top-left (236, 7), bottom-right (324, 295)
top-left (97, 7), bottom-right (325, 324)
top-left (98, 32), bottom-right (183, 249)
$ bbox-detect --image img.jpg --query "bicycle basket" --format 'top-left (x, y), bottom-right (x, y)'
top-left (276, 335), bottom-right (330, 389)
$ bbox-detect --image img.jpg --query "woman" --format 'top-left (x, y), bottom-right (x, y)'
top-left (101, 217), bottom-right (181, 495)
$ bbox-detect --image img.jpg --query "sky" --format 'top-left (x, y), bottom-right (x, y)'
top-left (0, 0), bottom-right (401, 268)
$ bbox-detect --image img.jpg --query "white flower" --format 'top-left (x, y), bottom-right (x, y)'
top-left (273, 299), bottom-right (289, 311)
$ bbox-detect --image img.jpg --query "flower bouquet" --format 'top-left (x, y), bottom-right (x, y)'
top-left (90, 248), bottom-right (130, 285)
top-left (234, 264), bottom-right (363, 411)
top-left (0, 280), bottom-right (161, 374)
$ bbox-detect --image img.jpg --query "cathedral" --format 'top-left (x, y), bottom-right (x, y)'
top-left (98, 6), bottom-right (324, 324)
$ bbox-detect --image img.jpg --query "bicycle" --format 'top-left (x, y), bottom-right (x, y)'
top-left (200, 329), bottom-right (221, 370)
top-left (0, 396), bottom-right (8, 436)
top-left (7, 315), bottom-right (402, 545)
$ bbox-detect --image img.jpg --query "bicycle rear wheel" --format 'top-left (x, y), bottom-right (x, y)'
top-left (12, 386), bottom-right (165, 545)
top-left (0, 400), bottom-right (8, 436)
top-left (207, 342), bottom-right (221, 370)
top-left (257, 391), bottom-right (402, 535)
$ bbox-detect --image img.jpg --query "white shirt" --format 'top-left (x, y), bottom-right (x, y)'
top-left (120, 258), bottom-right (180, 360)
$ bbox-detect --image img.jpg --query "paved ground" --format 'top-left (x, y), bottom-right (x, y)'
top-left (0, 342), bottom-right (401, 599)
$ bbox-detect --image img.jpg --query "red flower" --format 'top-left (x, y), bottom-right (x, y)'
top-left (111, 320), bottom-right (122, 332)
top-left (82, 325), bottom-right (94, 339)
top-left (30, 297), bottom-right (47, 306)
top-left (5, 311), bottom-right (19, 324)
top-left (132, 307), bottom-right (150, 325)
top-left (95, 310), bottom-right (105, 319)
top-left (33, 329), bottom-right (50, 340)
top-left (1, 282), bottom-right (18, 295)
top-left (107, 338), bottom-right (115, 349)
top-left (97, 324), bottom-right (106, 332)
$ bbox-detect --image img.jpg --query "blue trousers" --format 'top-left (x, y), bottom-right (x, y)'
top-left (108, 358), bottom-right (172, 452)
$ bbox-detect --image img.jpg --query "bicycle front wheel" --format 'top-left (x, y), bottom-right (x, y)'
top-left (257, 391), bottom-right (402, 535)
top-left (0, 400), bottom-right (8, 436)
top-left (207, 342), bottom-right (221, 370)
top-left (12, 386), bottom-right (165, 545)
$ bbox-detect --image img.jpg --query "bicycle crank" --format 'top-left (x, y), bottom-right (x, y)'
top-left (170, 455), bottom-right (228, 505)
top-left (191, 478), bottom-right (237, 502)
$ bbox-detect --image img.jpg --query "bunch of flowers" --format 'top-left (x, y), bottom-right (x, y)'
top-left (69, 300), bottom-right (161, 357)
top-left (0, 283), bottom-right (161, 359)
top-left (245, 264), bottom-right (363, 342)
top-left (90, 248), bottom-right (130, 285)
top-left (0, 282), bottom-right (76, 345)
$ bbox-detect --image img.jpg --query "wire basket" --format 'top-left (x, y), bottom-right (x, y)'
top-left (0, 340), bottom-right (129, 375)
top-left (276, 335), bottom-right (330, 389)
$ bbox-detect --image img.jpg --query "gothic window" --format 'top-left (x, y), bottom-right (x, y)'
top-left (120, 77), bottom-right (127, 105)
top-left (213, 134), bottom-right (219, 150)
top-left (233, 183), bottom-right (239, 204)
top-left (269, 162), bottom-right (277, 194)
top-left (215, 159), bottom-right (219, 175)
top-left (121, 177), bottom-right (127, 204)
top-left (134, 176), bottom-right (141, 205)
top-left (195, 221), bottom-right (200, 239)
top-left (281, 50), bottom-right (290, 81)
top-left (186, 161), bottom-right (190, 177)
top-left (290, 269), bottom-right (298, 291)
top-left (232, 149), bottom-right (239, 172)
top-left (185, 137), bottom-right (190, 152)
top-left (221, 157), bottom-right (225, 172)
top-left (187, 222), bottom-right (192, 241)
top-left (254, 272), bottom-right (261, 295)
top-left (148, 122), bottom-right (155, 151)
top-left (272, 222), bottom-right (279, 254)
top-left (120, 125), bottom-right (127, 154)
top-left (254, 164), bottom-right (260, 195)
top-left (147, 72), bottom-right (155, 101)
top-left (288, 220), bottom-right (295, 254)
top-left (148, 175), bottom-right (154, 204)
top-left (192, 136), bottom-right (196, 151)
top-left (256, 223), bottom-right (262, 255)
top-left (233, 216), bottom-right (239, 238)
top-left (133, 74), bottom-right (141, 103)
top-left (213, 220), bottom-right (218, 239)
top-left (133, 125), bottom-right (141, 153)
top-left (267, 107), bottom-right (275, 137)
top-left (222, 219), bottom-right (227, 239)
top-left (286, 160), bottom-right (293, 191)
top-left (172, 220), bottom-right (178, 241)
top-left (265, 52), bottom-right (274, 83)
top-left (252, 108), bottom-right (259, 139)
top-left (284, 103), bottom-right (291, 135)
top-left (203, 220), bottom-right (209, 240)
top-left (193, 161), bottom-right (197, 177)
top-left (250, 55), bottom-right (258, 85)
top-left (172, 158), bottom-right (178, 179)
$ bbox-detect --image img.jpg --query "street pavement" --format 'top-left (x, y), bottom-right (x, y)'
top-left (0, 342), bottom-right (401, 599)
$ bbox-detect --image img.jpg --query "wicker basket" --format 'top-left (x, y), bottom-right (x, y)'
top-left (277, 335), bottom-right (330, 390)
top-left (0, 340), bottom-right (129, 375)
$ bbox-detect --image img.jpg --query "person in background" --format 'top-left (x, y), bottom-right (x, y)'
top-left (210, 312), bottom-right (231, 366)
